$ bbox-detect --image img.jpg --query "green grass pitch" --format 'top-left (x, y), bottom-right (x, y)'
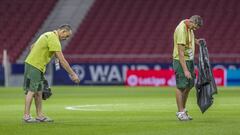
top-left (0, 86), bottom-right (239, 135)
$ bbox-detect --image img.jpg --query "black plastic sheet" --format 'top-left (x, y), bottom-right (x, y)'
top-left (195, 39), bottom-right (217, 113)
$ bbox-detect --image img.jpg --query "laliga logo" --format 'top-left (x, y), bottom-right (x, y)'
top-left (71, 65), bottom-right (85, 80)
top-left (127, 75), bottom-right (138, 86)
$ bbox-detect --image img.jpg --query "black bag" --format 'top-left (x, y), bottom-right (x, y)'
top-left (195, 39), bottom-right (217, 113)
top-left (42, 80), bottom-right (52, 100)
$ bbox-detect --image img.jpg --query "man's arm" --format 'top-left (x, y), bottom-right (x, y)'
top-left (178, 44), bottom-right (192, 79)
top-left (55, 51), bottom-right (80, 83)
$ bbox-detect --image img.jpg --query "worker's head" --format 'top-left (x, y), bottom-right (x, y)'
top-left (189, 15), bottom-right (203, 30)
top-left (57, 24), bottom-right (72, 40)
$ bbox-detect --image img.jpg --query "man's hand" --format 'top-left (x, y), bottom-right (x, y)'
top-left (184, 70), bottom-right (192, 79)
top-left (69, 73), bottom-right (80, 84)
top-left (195, 38), bottom-right (205, 46)
top-left (195, 39), bottom-right (200, 45)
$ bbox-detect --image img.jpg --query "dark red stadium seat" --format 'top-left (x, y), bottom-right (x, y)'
top-left (0, 0), bottom-right (57, 63)
top-left (62, 0), bottom-right (240, 63)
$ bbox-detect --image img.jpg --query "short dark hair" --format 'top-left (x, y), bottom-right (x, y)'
top-left (58, 24), bottom-right (72, 31)
top-left (190, 15), bottom-right (203, 27)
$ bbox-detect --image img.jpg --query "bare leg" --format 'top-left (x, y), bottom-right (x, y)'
top-left (34, 91), bottom-right (54, 122)
top-left (183, 89), bottom-right (191, 109)
top-left (182, 88), bottom-right (193, 120)
top-left (24, 91), bottom-right (35, 116)
top-left (176, 88), bottom-right (185, 112)
top-left (34, 91), bottom-right (44, 118)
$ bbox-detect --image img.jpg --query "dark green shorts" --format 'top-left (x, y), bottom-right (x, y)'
top-left (23, 63), bottom-right (45, 94)
top-left (173, 60), bottom-right (196, 91)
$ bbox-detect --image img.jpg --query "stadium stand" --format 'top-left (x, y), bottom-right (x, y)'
top-left (0, 0), bottom-right (57, 63)
top-left (64, 0), bottom-right (240, 63)
top-left (1, 0), bottom-right (240, 63)
top-left (16, 0), bottom-right (95, 63)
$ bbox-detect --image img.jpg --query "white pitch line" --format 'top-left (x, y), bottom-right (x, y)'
top-left (65, 103), bottom-right (240, 111)
top-left (64, 103), bottom-right (176, 111)
top-left (65, 104), bottom-right (128, 111)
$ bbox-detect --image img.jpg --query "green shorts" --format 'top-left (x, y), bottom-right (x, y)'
top-left (23, 63), bottom-right (45, 94)
top-left (173, 60), bottom-right (196, 91)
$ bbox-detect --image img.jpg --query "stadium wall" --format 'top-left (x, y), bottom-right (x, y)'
top-left (1, 63), bottom-right (240, 86)
top-left (52, 63), bottom-right (237, 86)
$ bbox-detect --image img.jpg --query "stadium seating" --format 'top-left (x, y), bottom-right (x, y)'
top-left (64, 0), bottom-right (240, 63)
top-left (0, 0), bottom-right (57, 63)
top-left (1, 0), bottom-right (240, 64)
